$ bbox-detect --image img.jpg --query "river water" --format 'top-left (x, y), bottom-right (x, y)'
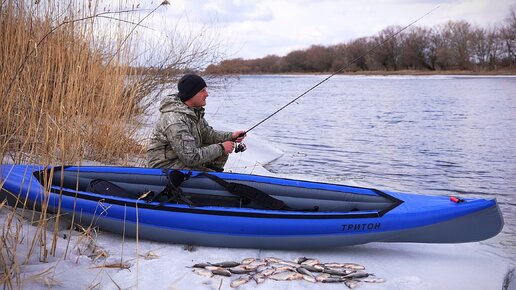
top-left (204, 74), bottom-right (516, 261)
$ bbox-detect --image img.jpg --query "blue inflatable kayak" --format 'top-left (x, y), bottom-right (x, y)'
top-left (0, 165), bottom-right (503, 249)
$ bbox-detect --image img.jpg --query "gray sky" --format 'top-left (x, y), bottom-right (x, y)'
top-left (140, 0), bottom-right (514, 59)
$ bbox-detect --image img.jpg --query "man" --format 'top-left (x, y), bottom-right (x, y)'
top-left (147, 73), bottom-right (246, 171)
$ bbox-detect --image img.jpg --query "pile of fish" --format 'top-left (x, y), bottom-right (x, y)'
top-left (191, 257), bottom-right (385, 289)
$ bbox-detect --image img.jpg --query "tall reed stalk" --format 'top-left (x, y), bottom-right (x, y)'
top-left (1, 0), bottom-right (226, 287)
top-left (0, 0), bottom-right (174, 288)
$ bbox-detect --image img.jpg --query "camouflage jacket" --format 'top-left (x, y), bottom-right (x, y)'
top-left (147, 95), bottom-right (233, 169)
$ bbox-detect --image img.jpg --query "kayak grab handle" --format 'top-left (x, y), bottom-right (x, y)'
top-left (450, 196), bottom-right (465, 203)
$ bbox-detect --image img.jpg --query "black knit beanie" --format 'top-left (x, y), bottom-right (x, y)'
top-left (177, 74), bottom-right (207, 102)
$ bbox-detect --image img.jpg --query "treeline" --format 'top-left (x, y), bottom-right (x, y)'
top-left (206, 8), bottom-right (516, 74)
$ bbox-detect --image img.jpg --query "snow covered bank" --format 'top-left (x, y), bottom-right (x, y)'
top-left (1, 214), bottom-right (511, 290)
top-left (0, 133), bottom-right (513, 290)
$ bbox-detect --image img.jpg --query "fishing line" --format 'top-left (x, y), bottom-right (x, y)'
top-left (242, 5), bottom-right (440, 135)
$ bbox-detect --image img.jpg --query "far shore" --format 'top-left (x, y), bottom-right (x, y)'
top-left (206, 69), bottom-right (516, 76)
top-left (340, 69), bottom-right (516, 76)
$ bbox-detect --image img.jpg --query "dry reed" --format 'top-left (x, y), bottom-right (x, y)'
top-left (1, 0), bottom-right (153, 288)
top-left (0, 0), bottom-right (227, 288)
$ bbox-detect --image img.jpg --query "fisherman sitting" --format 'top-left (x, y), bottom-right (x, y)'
top-left (147, 73), bottom-right (246, 172)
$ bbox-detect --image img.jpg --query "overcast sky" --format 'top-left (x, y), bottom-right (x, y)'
top-left (141, 0), bottom-right (515, 60)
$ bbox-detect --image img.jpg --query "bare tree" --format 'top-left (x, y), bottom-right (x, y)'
top-left (130, 18), bottom-right (228, 114)
top-left (440, 21), bottom-right (474, 69)
top-left (283, 49), bottom-right (308, 72)
top-left (304, 45), bottom-right (333, 72)
top-left (400, 26), bottom-right (433, 70)
top-left (500, 5), bottom-right (516, 68)
top-left (345, 37), bottom-right (372, 71)
top-left (470, 26), bottom-right (501, 70)
top-left (373, 26), bottom-right (404, 70)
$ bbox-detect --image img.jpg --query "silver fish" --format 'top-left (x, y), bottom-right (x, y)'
top-left (229, 267), bottom-right (253, 275)
top-left (322, 268), bottom-right (349, 276)
top-left (272, 265), bottom-right (296, 273)
top-left (343, 263), bottom-right (365, 270)
top-left (360, 277), bottom-right (386, 283)
top-left (315, 273), bottom-right (331, 282)
top-left (210, 261), bottom-right (241, 268)
top-left (241, 258), bottom-right (255, 264)
top-left (301, 274), bottom-right (317, 283)
top-left (300, 264), bottom-right (323, 273)
top-left (192, 263), bottom-right (210, 268)
top-left (260, 268), bottom-right (276, 276)
top-left (265, 257), bottom-right (282, 263)
top-left (321, 277), bottom-right (345, 283)
top-left (343, 271), bottom-right (370, 279)
top-left (296, 267), bottom-right (314, 277)
top-left (295, 257), bottom-right (310, 264)
top-left (193, 269), bottom-right (213, 277)
top-left (253, 273), bottom-right (266, 284)
top-left (345, 280), bottom-right (360, 289)
top-left (300, 259), bottom-right (320, 266)
top-left (212, 269), bottom-right (232, 277)
top-left (230, 275), bottom-right (251, 288)
top-left (205, 266), bottom-right (223, 271)
top-left (277, 260), bottom-right (299, 267)
top-left (323, 262), bottom-right (346, 268)
top-left (269, 271), bottom-right (302, 281)
top-left (248, 260), bottom-right (267, 268)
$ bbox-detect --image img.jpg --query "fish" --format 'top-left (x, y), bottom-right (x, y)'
top-left (300, 259), bottom-right (320, 267)
top-left (322, 268), bottom-right (349, 276)
top-left (265, 257), bottom-right (282, 263)
top-left (269, 271), bottom-right (302, 281)
top-left (190, 257), bottom-right (379, 287)
top-left (325, 267), bottom-right (352, 274)
top-left (295, 257), bottom-right (310, 264)
top-left (229, 267), bottom-right (253, 275)
top-left (241, 258), bottom-right (255, 264)
top-left (248, 260), bottom-right (267, 268)
top-left (271, 265), bottom-right (296, 273)
top-left (193, 269), bottom-right (213, 277)
top-left (344, 280), bottom-right (360, 289)
top-left (301, 274), bottom-right (317, 283)
top-left (192, 263), bottom-right (210, 268)
top-left (260, 268), bottom-right (275, 276)
top-left (320, 277), bottom-right (345, 283)
top-left (230, 275), bottom-right (251, 288)
top-left (323, 262), bottom-right (347, 268)
top-left (360, 277), bottom-right (386, 283)
top-left (296, 267), bottom-right (314, 277)
top-left (277, 260), bottom-right (299, 267)
top-left (253, 273), bottom-right (266, 284)
top-left (315, 273), bottom-right (331, 282)
top-left (212, 269), bottom-right (232, 277)
top-left (343, 271), bottom-right (370, 279)
top-left (299, 264), bottom-right (324, 273)
top-left (343, 263), bottom-right (366, 270)
top-left (209, 261), bottom-right (241, 268)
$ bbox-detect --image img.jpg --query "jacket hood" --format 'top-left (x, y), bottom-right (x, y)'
top-left (159, 94), bottom-right (196, 116)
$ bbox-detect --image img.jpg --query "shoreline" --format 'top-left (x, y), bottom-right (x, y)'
top-left (205, 70), bottom-right (516, 76)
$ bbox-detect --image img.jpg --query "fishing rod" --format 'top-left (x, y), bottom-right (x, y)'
top-left (238, 5), bottom-right (440, 144)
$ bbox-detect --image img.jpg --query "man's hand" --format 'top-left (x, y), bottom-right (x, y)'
top-left (221, 141), bottom-right (235, 154)
top-left (231, 131), bottom-right (247, 142)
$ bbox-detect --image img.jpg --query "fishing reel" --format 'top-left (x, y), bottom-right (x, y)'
top-left (234, 142), bottom-right (247, 153)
